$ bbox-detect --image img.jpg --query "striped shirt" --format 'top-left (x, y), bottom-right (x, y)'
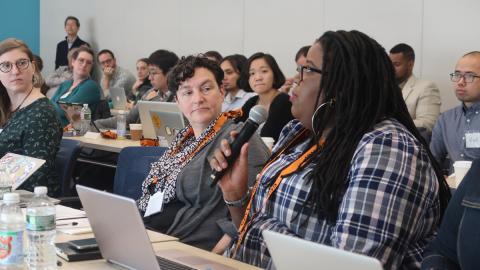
top-left (230, 119), bottom-right (440, 270)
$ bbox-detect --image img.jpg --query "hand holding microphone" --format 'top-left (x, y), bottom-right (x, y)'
top-left (209, 105), bottom-right (268, 187)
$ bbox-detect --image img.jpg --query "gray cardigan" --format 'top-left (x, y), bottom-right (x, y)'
top-left (165, 119), bottom-right (270, 250)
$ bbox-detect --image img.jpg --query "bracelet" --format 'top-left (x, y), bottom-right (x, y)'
top-left (224, 189), bottom-right (250, 208)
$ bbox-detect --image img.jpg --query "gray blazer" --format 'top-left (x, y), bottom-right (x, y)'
top-left (165, 119), bottom-right (270, 250)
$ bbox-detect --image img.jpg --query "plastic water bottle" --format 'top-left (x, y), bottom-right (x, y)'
top-left (80, 104), bottom-right (91, 136)
top-left (26, 186), bottom-right (57, 270)
top-left (0, 193), bottom-right (25, 270)
top-left (117, 110), bottom-right (127, 139)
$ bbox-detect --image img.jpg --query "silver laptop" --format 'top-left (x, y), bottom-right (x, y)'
top-left (138, 101), bottom-right (186, 143)
top-left (76, 185), bottom-right (233, 270)
top-left (263, 230), bottom-right (383, 270)
top-left (110, 86), bottom-right (128, 110)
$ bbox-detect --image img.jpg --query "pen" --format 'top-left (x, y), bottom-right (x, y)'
top-left (57, 221), bottom-right (78, 226)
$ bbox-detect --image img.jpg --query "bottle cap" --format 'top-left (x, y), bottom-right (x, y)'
top-left (83, 104), bottom-right (88, 107)
top-left (3, 192), bottom-right (20, 203)
top-left (34, 186), bottom-right (48, 195)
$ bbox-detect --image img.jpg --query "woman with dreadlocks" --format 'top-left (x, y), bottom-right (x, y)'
top-left (209, 30), bottom-right (451, 270)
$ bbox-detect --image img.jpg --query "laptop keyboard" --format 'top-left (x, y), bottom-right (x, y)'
top-left (156, 256), bottom-right (196, 270)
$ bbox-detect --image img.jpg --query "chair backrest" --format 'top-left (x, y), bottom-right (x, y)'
top-left (93, 99), bottom-right (112, 121)
top-left (113, 146), bottom-right (167, 200)
top-left (55, 139), bottom-right (82, 197)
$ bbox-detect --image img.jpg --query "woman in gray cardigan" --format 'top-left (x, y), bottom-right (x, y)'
top-left (137, 55), bottom-right (270, 250)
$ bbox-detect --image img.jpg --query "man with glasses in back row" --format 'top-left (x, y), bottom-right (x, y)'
top-left (430, 51), bottom-right (480, 173)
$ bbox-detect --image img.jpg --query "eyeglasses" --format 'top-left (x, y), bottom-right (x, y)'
top-left (0, 59), bottom-right (30, 73)
top-left (450, 72), bottom-right (480, 83)
top-left (76, 58), bottom-right (93, 66)
top-left (99, 58), bottom-right (113, 66)
top-left (296, 65), bottom-right (323, 81)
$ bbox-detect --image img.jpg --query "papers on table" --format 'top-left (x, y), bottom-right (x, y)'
top-left (56, 205), bottom-right (86, 220)
top-left (56, 218), bottom-right (92, 235)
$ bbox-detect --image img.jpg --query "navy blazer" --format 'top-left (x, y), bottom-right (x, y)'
top-left (55, 36), bottom-right (89, 69)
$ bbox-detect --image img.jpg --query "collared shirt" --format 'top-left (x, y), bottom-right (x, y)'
top-left (430, 102), bottom-right (480, 172)
top-left (230, 119), bottom-right (440, 270)
top-left (101, 66), bottom-right (136, 100)
top-left (222, 89), bottom-right (256, 112)
top-left (66, 36), bottom-right (77, 49)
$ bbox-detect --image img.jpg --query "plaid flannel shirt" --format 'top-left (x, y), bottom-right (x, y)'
top-left (231, 119), bottom-right (440, 270)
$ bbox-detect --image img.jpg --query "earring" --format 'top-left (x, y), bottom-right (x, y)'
top-left (311, 99), bottom-right (334, 136)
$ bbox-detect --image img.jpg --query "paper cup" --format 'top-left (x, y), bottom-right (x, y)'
top-left (129, 124), bottom-right (143, 141)
top-left (261, 137), bottom-right (275, 151)
top-left (453, 160), bottom-right (472, 186)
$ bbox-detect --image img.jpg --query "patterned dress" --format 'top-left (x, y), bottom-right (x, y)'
top-left (0, 98), bottom-right (63, 196)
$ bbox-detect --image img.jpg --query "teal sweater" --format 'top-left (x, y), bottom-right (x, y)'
top-left (51, 79), bottom-right (101, 126)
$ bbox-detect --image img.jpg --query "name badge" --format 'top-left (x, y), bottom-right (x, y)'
top-left (144, 190), bottom-right (165, 217)
top-left (465, 132), bottom-right (480, 148)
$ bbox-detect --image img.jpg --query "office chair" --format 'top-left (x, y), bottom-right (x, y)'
top-left (113, 146), bottom-right (167, 200)
top-left (55, 139), bottom-right (82, 197)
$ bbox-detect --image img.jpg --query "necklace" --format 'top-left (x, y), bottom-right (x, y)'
top-left (11, 86), bottom-right (34, 113)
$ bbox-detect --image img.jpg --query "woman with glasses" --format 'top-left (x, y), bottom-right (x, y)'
top-left (237, 52), bottom-right (294, 142)
top-left (0, 38), bottom-right (62, 196)
top-left (51, 46), bottom-right (101, 126)
top-left (137, 55), bottom-right (270, 251)
top-left (210, 30), bottom-right (451, 269)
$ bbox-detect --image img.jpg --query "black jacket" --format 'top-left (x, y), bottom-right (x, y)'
top-left (55, 36), bottom-right (89, 69)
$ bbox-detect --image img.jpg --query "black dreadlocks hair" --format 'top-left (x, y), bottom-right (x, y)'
top-left (303, 30), bottom-right (450, 222)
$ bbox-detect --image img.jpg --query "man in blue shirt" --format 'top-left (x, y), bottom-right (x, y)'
top-left (430, 51), bottom-right (480, 173)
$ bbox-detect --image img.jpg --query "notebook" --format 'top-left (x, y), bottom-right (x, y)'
top-left (138, 101), bottom-right (186, 143)
top-left (110, 86), bottom-right (128, 110)
top-left (76, 185), bottom-right (232, 270)
top-left (263, 230), bottom-right (384, 270)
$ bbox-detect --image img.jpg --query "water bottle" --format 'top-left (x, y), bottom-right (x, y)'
top-left (117, 110), bottom-right (127, 139)
top-left (80, 104), bottom-right (91, 136)
top-left (26, 186), bottom-right (57, 270)
top-left (0, 193), bottom-right (25, 270)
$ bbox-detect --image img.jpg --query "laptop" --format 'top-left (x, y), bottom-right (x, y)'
top-left (110, 86), bottom-right (128, 110)
top-left (138, 101), bottom-right (187, 143)
top-left (263, 230), bottom-right (383, 270)
top-left (76, 185), bottom-right (233, 270)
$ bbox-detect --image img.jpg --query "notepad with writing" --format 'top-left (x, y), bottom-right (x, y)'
top-left (55, 242), bottom-right (102, 262)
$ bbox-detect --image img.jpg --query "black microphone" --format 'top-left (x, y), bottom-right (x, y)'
top-left (210, 105), bottom-right (268, 187)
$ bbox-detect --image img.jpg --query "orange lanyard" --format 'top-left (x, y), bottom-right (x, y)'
top-left (233, 129), bottom-right (324, 257)
top-left (170, 110), bottom-right (242, 160)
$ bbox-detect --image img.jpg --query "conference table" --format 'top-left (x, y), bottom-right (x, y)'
top-left (55, 205), bottom-right (260, 270)
top-left (64, 135), bottom-right (140, 154)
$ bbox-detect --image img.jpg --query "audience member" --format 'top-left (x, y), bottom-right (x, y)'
top-left (137, 55), bottom-right (270, 250)
top-left (220, 54), bottom-right (256, 112)
top-left (422, 159), bottom-right (480, 270)
top-left (430, 51), bottom-right (480, 173)
top-left (238, 52), bottom-right (293, 142)
top-left (279, 45), bottom-right (310, 94)
top-left (0, 38), bottom-right (62, 196)
top-left (94, 50), bottom-right (178, 130)
top-left (32, 54), bottom-right (49, 95)
top-left (130, 58), bottom-right (152, 103)
top-left (55, 16), bottom-right (89, 69)
top-left (389, 43), bottom-right (441, 134)
top-left (97, 49), bottom-right (135, 101)
top-left (45, 48), bottom-right (76, 98)
top-left (51, 46), bottom-right (101, 127)
top-left (204, 50), bottom-right (223, 63)
top-left (210, 30), bottom-right (450, 269)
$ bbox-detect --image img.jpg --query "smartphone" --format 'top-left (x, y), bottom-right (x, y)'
top-left (68, 238), bottom-right (98, 251)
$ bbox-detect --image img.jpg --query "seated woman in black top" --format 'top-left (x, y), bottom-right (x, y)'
top-left (238, 52), bottom-right (294, 142)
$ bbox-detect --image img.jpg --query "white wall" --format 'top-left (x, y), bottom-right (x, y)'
top-left (40, 0), bottom-right (480, 111)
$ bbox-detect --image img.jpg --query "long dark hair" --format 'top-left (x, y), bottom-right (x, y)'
top-left (306, 30), bottom-right (450, 222)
